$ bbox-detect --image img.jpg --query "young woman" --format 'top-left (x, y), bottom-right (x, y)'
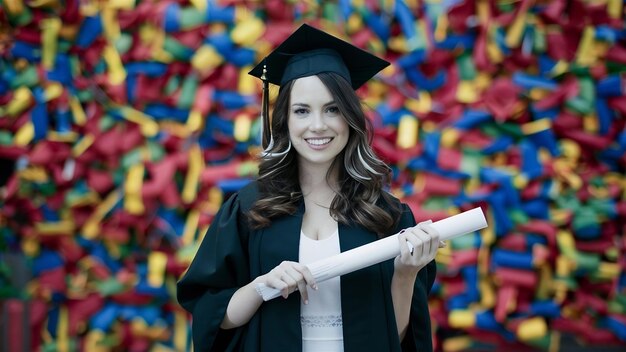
top-left (177, 24), bottom-right (441, 352)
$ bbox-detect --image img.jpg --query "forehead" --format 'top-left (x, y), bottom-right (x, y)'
top-left (290, 76), bottom-right (333, 104)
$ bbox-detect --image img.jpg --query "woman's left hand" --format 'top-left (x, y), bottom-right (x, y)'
top-left (394, 220), bottom-right (443, 275)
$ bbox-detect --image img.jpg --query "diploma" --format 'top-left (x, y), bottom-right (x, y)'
top-left (255, 207), bottom-right (488, 301)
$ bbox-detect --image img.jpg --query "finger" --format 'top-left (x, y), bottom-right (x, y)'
top-left (279, 276), bottom-right (291, 298)
top-left (397, 230), bottom-right (410, 258)
top-left (408, 229), bottom-right (429, 259)
top-left (292, 277), bottom-right (309, 304)
top-left (418, 223), bottom-right (440, 242)
top-left (426, 233), bottom-right (436, 258)
top-left (429, 231), bottom-right (440, 256)
top-left (293, 265), bottom-right (318, 303)
top-left (266, 276), bottom-right (288, 298)
top-left (399, 228), bottom-right (415, 256)
top-left (414, 230), bottom-right (430, 259)
top-left (295, 264), bottom-right (318, 290)
top-left (424, 235), bottom-right (438, 261)
top-left (418, 219), bottom-right (433, 226)
top-left (281, 271), bottom-right (298, 291)
top-left (290, 265), bottom-right (315, 302)
top-left (283, 268), bottom-right (306, 298)
top-left (400, 233), bottom-right (417, 264)
top-left (418, 223), bottom-right (440, 248)
top-left (418, 224), bottom-right (441, 260)
top-left (406, 240), bottom-right (415, 256)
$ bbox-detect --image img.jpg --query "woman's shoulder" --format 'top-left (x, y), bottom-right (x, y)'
top-left (232, 180), bottom-right (260, 212)
top-left (377, 190), bottom-right (405, 210)
top-left (376, 190), bottom-right (414, 233)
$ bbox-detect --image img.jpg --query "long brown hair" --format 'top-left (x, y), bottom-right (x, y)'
top-left (247, 72), bottom-right (401, 235)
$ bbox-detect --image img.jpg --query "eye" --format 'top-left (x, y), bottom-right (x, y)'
top-left (325, 106), bottom-right (340, 116)
top-left (293, 107), bottom-right (309, 116)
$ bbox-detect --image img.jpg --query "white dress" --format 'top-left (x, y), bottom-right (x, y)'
top-left (299, 229), bottom-right (344, 352)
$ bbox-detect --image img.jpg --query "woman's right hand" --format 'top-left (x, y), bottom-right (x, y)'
top-left (258, 261), bottom-right (318, 303)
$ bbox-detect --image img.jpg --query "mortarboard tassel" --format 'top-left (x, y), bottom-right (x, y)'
top-left (261, 63), bottom-right (271, 149)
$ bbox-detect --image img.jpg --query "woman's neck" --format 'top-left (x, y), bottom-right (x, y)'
top-left (298, 163), bottom-right (338, 204)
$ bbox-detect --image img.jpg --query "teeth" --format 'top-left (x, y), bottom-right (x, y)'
top-left (307, 138), bottom-right (332, 146)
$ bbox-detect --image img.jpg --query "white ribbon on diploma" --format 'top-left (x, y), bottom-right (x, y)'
top-left (255, 207), bottom-right (488, 301)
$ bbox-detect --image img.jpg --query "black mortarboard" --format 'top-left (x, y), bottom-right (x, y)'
top-left (249, 23), bottom-right (390, 89)
top-left (249, 24), bottom-right (390, 148)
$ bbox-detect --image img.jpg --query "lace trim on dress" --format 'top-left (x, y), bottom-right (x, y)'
top-left (300, 314), bottom-right (343, 328)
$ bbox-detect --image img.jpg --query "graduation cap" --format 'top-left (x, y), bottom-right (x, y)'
top-left (249, 23), bottom-right (390, 89)
top-left (249, 24), bottom-right (390, 148)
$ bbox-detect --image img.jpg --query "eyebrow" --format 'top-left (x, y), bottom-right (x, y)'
top-left (291, 101), bottom-right (337, 108)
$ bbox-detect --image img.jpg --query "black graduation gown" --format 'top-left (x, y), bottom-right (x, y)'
top-left (177, 182), bottom-right (436, 352)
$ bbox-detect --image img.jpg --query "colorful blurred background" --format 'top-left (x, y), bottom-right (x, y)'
top-left (1, 0), bottom-right (625, 351)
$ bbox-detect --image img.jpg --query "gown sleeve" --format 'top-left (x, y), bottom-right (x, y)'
top-left (176, 192), bottom-right (251, 352)
top-left (397, 203), bottom-right (437, 352)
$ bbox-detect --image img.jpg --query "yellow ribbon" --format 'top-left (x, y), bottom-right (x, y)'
top-left (191, 45), bottom-right (223, 74)
top-left (505, 0), bottom-right (533, 48)
top-left (238, 65), bottom-right (257, 95)
top-left (456, 80), bottom-right (479, 103)
top-left (517, 317), bottom-right (548, 341)
top-left (101, 6), bottom-right (121, 41)
top-left (476, 0), bottom-right (490, 26)
top-left (556, 230), bottom-right (579, 268)
top-left (161, 121), bottom-right (191, 138)
top-left (608, 0), bottom-right (623, 19)
top-left (120, 107), bottom-right (159, 137)
top-left (204, 186), bottom-right (224, 215)
top-left (182, 209), bottom-right (200, 246)
top-left (103, 45), bottom-right (127, 85)
top-left (18, 166), bottom-right (48, 183)
top-left (48, 131), bottom-right (79, 142)
top-left (486, 27), bottom-right (504, 63)
top-left (57, 306), bottom-right (69, 352)
top-left (108, 0), bottom-right (136, 10)
top-left (181, 145), bottom-right (203, 204)
top-left (405, 91), bottom-right (432, 114)
top-left (4, 0), bottom-right (24, 15)
top-left (124, 163), bottom-right (145, 215)
top-left (82, 190), bottom-right (122, 239)
top-left (231, 17), bottom-right (265, 46)
top-left (72, 134), bottom-right (95, 157)
top-left (5, 86), bottom-right (34, 117)
top-left (448, 310), bottom-right (476, 329)
top-left (442, 336), bottom-right (473, 352)
top-left (396, 115), bottom-right (418, 149)
top-left (28, 0), bottom-right (58, 7)
top-left (35, 220), bottom-right (76, 235)
top-left (189, 0), bottom-right (206, 11)
top-left (14, 122), bottom-right (35, 146)
top-left (69, 95), bottom-right (87, 125)
top-left (479, 278), bottom-right (496, 308)
top-left (84, 330), bottom-right (108, 352)
top-left (521, 118), bottom-right (551, 135)
top-left (147, 251), bottom-right (168, 287)
top-left (41, 17), bottom-right (61, 70)
top-left (536, 264), bottom-right (553, 299)
top-left (173, 310), bottom-right (189, 351)
top-left (576, 26), bottom-right (596, 66)
top-left (234, 114), bottom-right (252, 142)
top-left (597, 262), bottom-right (620, 280)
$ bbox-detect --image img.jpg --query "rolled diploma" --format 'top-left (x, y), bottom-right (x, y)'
top-left (255, 207), bottom-right (487, 301)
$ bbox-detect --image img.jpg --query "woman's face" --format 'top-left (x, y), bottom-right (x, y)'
top-left (288, 75), bottom-right (349, 171)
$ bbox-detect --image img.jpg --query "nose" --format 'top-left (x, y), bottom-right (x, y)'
top-left (309, 112), bottom-right (327, 132)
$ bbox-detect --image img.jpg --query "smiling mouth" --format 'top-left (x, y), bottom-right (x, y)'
top-left (305, 138), bottom-right (333, 146)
